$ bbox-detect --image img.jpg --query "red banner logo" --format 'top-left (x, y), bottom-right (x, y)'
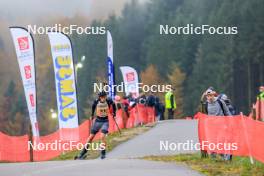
top-left (29, 94), bottom-right (35, 107)
top-left (17, 37), bottom-right (29, 50)
top-left (126, 72), bottom-right (135, 82)
top-left (24, 65), bottom-right (32, 79)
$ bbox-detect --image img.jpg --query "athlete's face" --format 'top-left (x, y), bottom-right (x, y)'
top-left (99, 96), bottom-right (107, 102)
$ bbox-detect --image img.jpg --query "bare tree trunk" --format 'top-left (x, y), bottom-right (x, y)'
top-left (260, 61), bottom-right (264, 85)
top-left (248, 59), bottom-right (251, 110)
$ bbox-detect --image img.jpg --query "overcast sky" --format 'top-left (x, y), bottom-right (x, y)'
top-left (0, 0), bottom-right (147, 22)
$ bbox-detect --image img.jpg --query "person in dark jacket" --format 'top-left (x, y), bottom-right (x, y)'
top-left (154, 96), bottom-right (164, 121)
top-left (159, 102), bottom-right (165, 121)
top-left (146, 93), bottom-right (156, 107)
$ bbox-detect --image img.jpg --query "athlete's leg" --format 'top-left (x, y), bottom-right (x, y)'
top-left (77, 133), bottom-right (96, 159)
top-left (100, 133), bottom-right (107, 159)
top-left (75, 120), bottom-right (103, 159)
top-left (100, 121), bottom-right (109, 159)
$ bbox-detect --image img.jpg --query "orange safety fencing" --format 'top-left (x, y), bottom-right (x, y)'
top-left (197, 112), bottom-right (264, 163)
top-left (0, 133), bottom-right (30, 162)
top-left (0, 106), bottom-right (155, 162)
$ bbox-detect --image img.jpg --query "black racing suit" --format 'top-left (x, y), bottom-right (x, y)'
top-left (77, 98), bottom-right (116, 159)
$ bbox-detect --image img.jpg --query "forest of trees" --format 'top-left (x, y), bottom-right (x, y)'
top-left (0, 0), bottom-right (263, 135)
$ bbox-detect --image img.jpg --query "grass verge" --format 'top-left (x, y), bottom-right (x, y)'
top-left (52, 123), bottom-right (155, 161)
top-left (143, 153), bottom-right (264, 176)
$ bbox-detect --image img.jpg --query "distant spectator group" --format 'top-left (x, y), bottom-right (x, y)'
top-left (114, 92), bottom-right (167, 122)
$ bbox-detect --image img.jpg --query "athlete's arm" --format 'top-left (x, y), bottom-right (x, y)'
top-left (112, 100), bottom-right (116, 116)
top-left (91, 100), bottom-right (98, 117)
top-left (107, 99), bottom-right (116, 116)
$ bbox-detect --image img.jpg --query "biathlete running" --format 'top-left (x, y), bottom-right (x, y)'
top-left (74, 91), bottom-right (116, 160)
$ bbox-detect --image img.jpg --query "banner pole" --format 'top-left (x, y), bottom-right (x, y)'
top-left (28, 28), bottom-right (39, 140)
top-left (135, 104), bottom-right (140, 126)
top-left (240, 112), bottom-right (254, 164)
top-left (29, 123), bottom-right (33, 162)
top-left (112, 115), bottom-right (121, 135)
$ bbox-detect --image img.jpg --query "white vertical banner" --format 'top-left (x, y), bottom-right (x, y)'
top-left (120, 66), bottom-right (139, 98)
top-left (107, 30), bottom-right (115, 99)
top-left (48, 32), bottom-right (79, 129)
top-left (10, 27), bottom-right (39, 137)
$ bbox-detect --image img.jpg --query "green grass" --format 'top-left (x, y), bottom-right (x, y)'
top-left (52, 124), bottom-right (155, 161)
top-left (143, 153), bottom-right (264, 176)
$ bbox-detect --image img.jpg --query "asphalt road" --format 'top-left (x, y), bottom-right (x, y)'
top-left (0, 120), bottom-right (203, 176)
top-left (108, 120), bottom-right (199, 158)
